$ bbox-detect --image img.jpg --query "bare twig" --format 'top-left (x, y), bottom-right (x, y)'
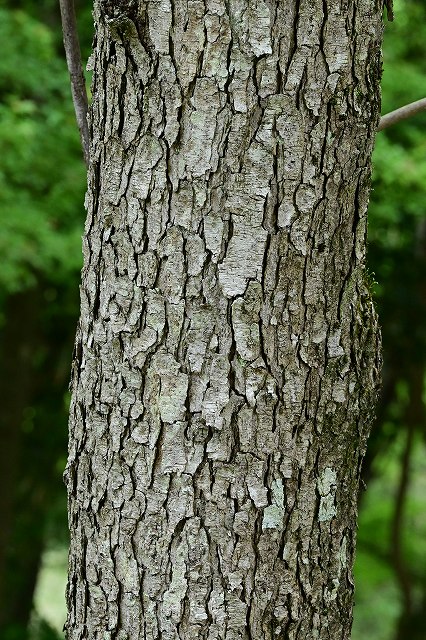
top-left (59, 0), bottom-right (90, 166)
top-left (378, 98), bottom-right (426, 132)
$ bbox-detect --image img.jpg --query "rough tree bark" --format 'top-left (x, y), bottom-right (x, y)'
top-left (65, 0), bottom-right (383, 638)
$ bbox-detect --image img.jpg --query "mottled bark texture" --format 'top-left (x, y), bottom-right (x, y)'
top-left (65, 1), bottom-right (383, 638)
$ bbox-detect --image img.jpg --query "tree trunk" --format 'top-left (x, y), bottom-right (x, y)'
top-left (65, 1), bottom-right (383, 638)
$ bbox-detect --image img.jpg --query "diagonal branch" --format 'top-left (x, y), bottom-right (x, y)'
top-left (378, 98), bottom-right (426, 132)
top-left (59, 0), bottom-right (90, 166)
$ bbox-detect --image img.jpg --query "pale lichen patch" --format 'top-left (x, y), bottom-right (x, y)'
top-left (160, 421), bottom-right (187, 473)
top-left (150, 352), bottom-right (189, 423)
top-left (332, 379), bottom-right (347, 404)
top-left (262, 479), bottom-right (285, 530)
top-left (232, 281), bottom-right (262, 362)
top-left (201, 353), bottom-right (230, 429)
top-left (248, 0), bottom-right (272, 56)
top-left (161, 533), bottom-right (188, 622)
top-left (317, 468), bottom-right (337, 522)
top-left (328, 329), bottom-right (345, 357)
top-left (218, 217), bottom-right (267, 296)
top-left (147, 0), bottom-right (172, 54)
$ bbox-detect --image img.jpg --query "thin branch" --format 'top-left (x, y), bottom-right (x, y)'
top-left (59, 0), bottom-right (90, 166)
top-left (378, 98), bottom-right (426, 132)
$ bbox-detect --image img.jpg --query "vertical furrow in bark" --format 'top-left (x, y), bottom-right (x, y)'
top-left (66, 0), bottom-right (383, 638)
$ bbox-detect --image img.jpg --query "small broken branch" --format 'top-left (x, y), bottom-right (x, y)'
top-left (378, 97), bottom-right (426, 132)
top-left (59, 0), bottom-right (90, 166)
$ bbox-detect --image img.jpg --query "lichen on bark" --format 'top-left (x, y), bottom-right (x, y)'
top-left (65, 0), bottom-right (383, 638)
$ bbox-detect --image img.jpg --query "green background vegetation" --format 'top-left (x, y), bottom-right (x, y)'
top-left (0, 0), bottom-right (425, 638)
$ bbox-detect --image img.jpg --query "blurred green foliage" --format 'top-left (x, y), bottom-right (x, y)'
top-left (29, 616), bottom-right (63, 640)
top-left (370, 0), bottom-right (426, 302)
top-left (0, 7), bottom-right (86, 297)
top-left (354, 435), bottom-right (426, 640)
